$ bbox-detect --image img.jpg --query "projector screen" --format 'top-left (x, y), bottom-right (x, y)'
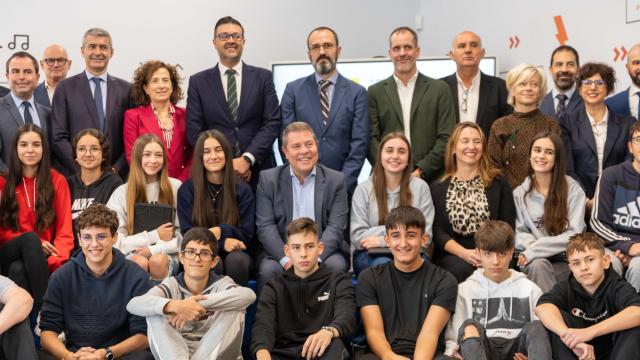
top-left (270, 56), bottom-right (498, 183)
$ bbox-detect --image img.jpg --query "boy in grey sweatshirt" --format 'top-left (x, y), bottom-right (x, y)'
top-left (127, 227), bottom-right (256, 360)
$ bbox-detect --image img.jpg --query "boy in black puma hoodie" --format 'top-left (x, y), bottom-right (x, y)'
top-left (251, 217), bottom-right (356, 360)
top-left (536, 233), bottom-right (640, 360)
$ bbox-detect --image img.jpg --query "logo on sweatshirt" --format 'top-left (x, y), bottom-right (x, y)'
top-left (471, 297), bottom-right (531, 329)
top-left (318, 291), bottom-right (330, 301)
top-left (571, 308), bottom-right (607, 322)
top-left (612, 190), bottom-right (640, 229)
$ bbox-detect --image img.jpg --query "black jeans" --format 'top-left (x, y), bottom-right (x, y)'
top-left (0, 232), bottom-right (49, 307)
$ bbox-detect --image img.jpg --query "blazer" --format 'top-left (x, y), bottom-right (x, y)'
top-left (186, 62), bottom-right (281, 188)
top-left (255, 163), bottom-right (348, 262)
top-left (0, 86), bottom-right (9, 98)
top-left (280, 73), bottom-right (369, 194)
top-left (34, 81), bottom-right (50, 108)
top-left (368, 72), bottom-right (456, 182)
top-left (539, 90), bottom-right (583, 120)
top-left (123, 105), bottom-right (192, 181)
top-left (605, 88), bottom-right (636, 118)
top-left (559, 105), bottom-right (636, 198)
top-left (51, 72), bottom-right (132, 177)
top-left (0, 94), bottom-right (51, 171)
top-left (441, 72), bottom-right (513, 138)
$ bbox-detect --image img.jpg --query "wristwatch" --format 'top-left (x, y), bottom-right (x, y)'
top-left (103, 348), bottom-right (113, 360)
top-left (321, 326), bottom-right (337, 338)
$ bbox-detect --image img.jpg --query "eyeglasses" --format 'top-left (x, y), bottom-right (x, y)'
top-left (77, 146), bottom-right (102, 154)
top-left (309, 42), bottom-right (336, 52)
top-left (79, 233), bottom-right (111, 243)
top-left (581, 79), bottom-right (605, 88)
top-left (43, 58), bottom-right (68, 66)
top-left (215, 32), bottom-right (243, 41)
top-left (461, 89), bottom-right (469, 113)
top-left (631, 136), bottom-right (640, 145)
top-left (181, 249), bottom-right (214, 261)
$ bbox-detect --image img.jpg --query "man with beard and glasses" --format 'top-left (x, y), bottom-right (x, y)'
top-left (280, 26), bottom-right (369, 195)
top-left (368, 27), bottom-right (455, 182)
top-left (51, 28), bottom-right (132, 178)
top-left (540, 45), bottom-right (583, 120)
top-left (607, 44), bottom-right (640, 120)
top-left (186, 16), bottom-right (281, 191)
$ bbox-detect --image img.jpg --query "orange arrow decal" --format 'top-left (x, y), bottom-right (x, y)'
top-left (554, 15), bottom-right (568, 45)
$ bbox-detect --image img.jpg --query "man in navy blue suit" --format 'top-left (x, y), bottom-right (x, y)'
top-left (539, 45), bottom-right (583, 119)
top-left (186, 16), bottom-right (281, 190)
top-left (606, 43), bottom-right (640, 120)
top-left (280, 27), bottom-right (369, 195)
top-left (35, 44), bottom-right (72, 108)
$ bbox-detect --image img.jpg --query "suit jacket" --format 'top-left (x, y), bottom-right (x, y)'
top-left (539, 90), bottom-right (583, 120)
top-left (186, 62), bottom-right (281, 188)
top-left (123, 105), bottom-right (192, 181)
top-left (34, 81), bottom-right (50, 108)
top-left (280, 73), bottom-right (369, 194)
top-left (441, 72), bottom-right (513, 138)
top-left (0, 94), bottom-right (51, 171)
top-left (606, 88), bottom-right (636, 118)
top-left (255, 164), bottom-right (348, 261)
top-left (51, 72), bottom-right (132, 177)
top-left (0, 86), bottom-right (9, 98)
top-left (367, 72), bottom-right (456, 182)
top-left (559, 105), bottom-right (636, 198)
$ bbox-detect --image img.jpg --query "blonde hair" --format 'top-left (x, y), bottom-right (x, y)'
top-left (506, 63), bottom-right (547, 107)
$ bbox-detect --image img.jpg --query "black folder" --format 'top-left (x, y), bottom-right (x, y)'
top-left (133, 203), bottom-right (173, 234)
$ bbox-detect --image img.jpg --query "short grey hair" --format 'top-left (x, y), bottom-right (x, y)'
top-left (281, 121), bottom-right (317, 148)
top-left (82, 28), bottom-right (112, 48)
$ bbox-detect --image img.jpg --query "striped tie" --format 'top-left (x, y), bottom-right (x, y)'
top-left (226, 69), bottom-right (238, 121)
top-left (319, 80), bottom-right (331, 124)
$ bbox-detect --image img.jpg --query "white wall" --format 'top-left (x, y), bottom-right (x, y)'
top-left (2, 0), bottom-right (417, 87)
top-left (418, 0), bottom-right (640, 91)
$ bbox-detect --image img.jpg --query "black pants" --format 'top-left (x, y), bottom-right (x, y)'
top-left (38, 350), bottom-right (154, 360)
top-left (222, 250), bottom-right (253, 287)
top-left (270, 339), bottom-right (348, 360)
top-left (549, 309), bottom-right (640, 360)
top-left (435, 253), bottom-right (475, 283)
top-left (0, 232), bottom-right (49, 307)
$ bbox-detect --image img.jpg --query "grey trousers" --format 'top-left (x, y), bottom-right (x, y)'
top-left (523, 258), bottom-right (570, 293)
top-left (146, 310), bottom-right (245, 360)
top-left (0, 317), bottom-right (37, 360)
top-left (458, 319), bottom-right (551, 360)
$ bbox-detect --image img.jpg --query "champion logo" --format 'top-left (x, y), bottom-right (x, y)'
top-left (318, 291), bottom-right (330, 301)
top-left (571, 307), bottom-right (607, 322)
top-left (613, 196), bottom-right (640, 228)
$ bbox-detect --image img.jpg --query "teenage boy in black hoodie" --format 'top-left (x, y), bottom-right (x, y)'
top-left (536, 233), bottom-right (640, 360)
top-left (251, 217), bottom-right (356, 360)
top-left (38, 203), bottom-right (152, 360)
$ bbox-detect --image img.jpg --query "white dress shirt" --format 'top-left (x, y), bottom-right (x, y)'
top-left (393, 71), bottom-right (418, 143)
top-left (587, 107), bottom-right (609, 175)
top-left (218, 62), bottom-right (243, 105)
top-left (456, 71), bottom-right (481, 123)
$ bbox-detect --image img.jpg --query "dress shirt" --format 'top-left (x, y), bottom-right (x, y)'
top-left (314, 72), bottom-right (339, 108)
top-left (10, 93), bottom-right (41, 127)
top-left (551, 85), bottom-right (575, 111)
top-left (456, 71), bottom-right (481, 123)
top-left (393, 71), bottom-right (418, 143)
top-left (628, 83), bottom-right (640, 119)
top-left (291, 165), bottom-right (316, 221)
top-left (587, 107), bottom-right (608, 175)
top-left (218, 62), bottom-right (243, 106)
top-left (85, 70), bottom-right (108, 115)
top-left (45, 81), bottom-right (55, 103)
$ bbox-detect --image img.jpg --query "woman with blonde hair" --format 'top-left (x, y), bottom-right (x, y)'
top-left (431, 122), bottom-right (515, 282)
top-left (107, 134), bottom-right (182, 281)
top-left (488, 63), bottom-right (561, 189)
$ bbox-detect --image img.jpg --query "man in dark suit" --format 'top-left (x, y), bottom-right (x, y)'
top-left (539, 45), bottom-right (583, 119)
top-left (51, 28), bottom-right (131, 177)
top-left (35, 44), bottom-right (72, 107)
top-left (606, 43), bottom-right (640, 119)
top-left (0, 86), bottom-right (9, 97)
top-left (256, 122), bottom-right (348, 291)
top-left (281, 26), bottom-right (369, 195)
top-left (368, 27), bottom-right (456, 182)
top-left (441, 31), bottom-right (512, 138)
top-left (0, 51), bottom-right (51, 171)
top-left (186, 16), bottom-right (281, 190)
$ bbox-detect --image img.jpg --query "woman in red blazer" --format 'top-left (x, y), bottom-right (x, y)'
top-left (124, 61), bottom-right (192, 181)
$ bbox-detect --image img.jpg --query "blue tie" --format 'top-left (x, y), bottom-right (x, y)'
top-left (22, 101), bottom-right (33, 124)
top-left (92, 77), bottom-right (105, 131)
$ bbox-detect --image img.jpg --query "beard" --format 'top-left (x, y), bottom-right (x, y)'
top-left (554, 71), bottom-right (576, 91)
top-left (630, 69), bottom-right (640, 88)
top-left (313, 56), bottom-right (336, 75)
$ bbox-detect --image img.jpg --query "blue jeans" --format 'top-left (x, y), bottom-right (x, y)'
top-left (353, 250), bottom-right (393, 276)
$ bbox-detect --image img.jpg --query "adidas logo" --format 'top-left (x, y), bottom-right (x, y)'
top-left (614, 197), bottom-right (640, 228)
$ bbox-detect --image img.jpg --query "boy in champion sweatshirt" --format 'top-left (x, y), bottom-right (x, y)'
top-left (444, 220), bottom-right (551, 360)
top-left (591, 122), bottom-right (640, 291)
top-left (127, 227), bottom-right (256, 360)
top-left (536, 233), bottom-right (640, 360)
top-left (251, 217), bottom-right (356, 360)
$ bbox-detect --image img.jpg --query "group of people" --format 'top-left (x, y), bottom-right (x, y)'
top-left (0, 12), bottom-right (640, 360)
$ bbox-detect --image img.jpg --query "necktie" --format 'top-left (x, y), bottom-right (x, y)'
top-left (226, 69), bottom-right (238, 121)
top-left (92, 77), bottom-right (105, 131)
top-left (555, 93), bottom-right (568, 117)
top-left (636, 91), bottom-right (640, 119)
top-left (22, 101), bottom-right (33, 124)
top-left (319, 80), bottom-right (331, 124)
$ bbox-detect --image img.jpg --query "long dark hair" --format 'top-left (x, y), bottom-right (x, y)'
top-left (0, 124), bottom-right (55, 231)
top-left (190, 130), bottom-right (239, 227)
top-left (372, 132), bottom-right (413, 226)
top-left (525, 132), bottom-right (568, 235)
